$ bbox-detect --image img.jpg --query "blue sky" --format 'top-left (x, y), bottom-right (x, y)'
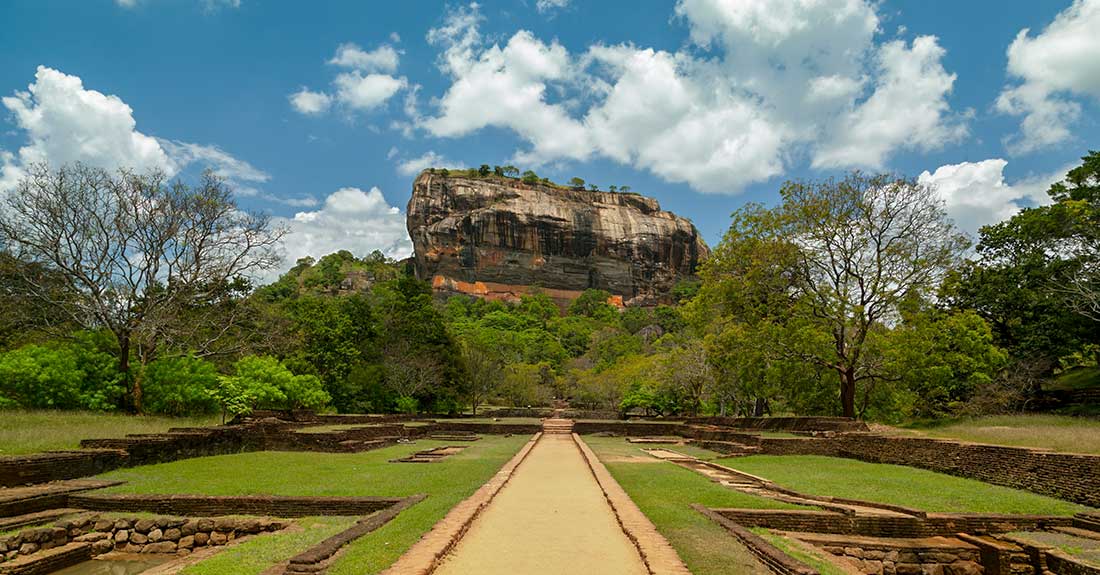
top-left (1, 0), bottom-right (1097, 279)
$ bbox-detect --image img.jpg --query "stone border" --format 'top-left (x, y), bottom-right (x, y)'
top-left (284, 494), bottom-right (427, 574)
top-left (68, 494), bottom-right (405, 518)
top-left (379, 432), bottom-right (541, 575)
top-left (572, 433), bottom-right (691, 575)
top-left (694, 504), bottom-right (819, 575)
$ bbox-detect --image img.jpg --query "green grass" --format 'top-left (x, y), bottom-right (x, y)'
top-left (722, 454), bottom-right (1090, 515)
top-left (752, 528), bottom-right (846, 575)
top-left (94, 435), bottom-right (531, 574)
top-left (1048, 366), bottom-right (1100, 391)
top-left (440, 417), bottom-right (543, 424)
top-left (181, 516), bottom-right (356, 575)
top-left (0, 410), bottom-right (219, 456)
top-left (584, 436), bottom-right (802, 575)
top-left (903, 414), bottom-right (1100, 455)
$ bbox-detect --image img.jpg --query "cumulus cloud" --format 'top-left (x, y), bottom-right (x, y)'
top-left (290, 42), bottom-right (407, 116)
top-left (417, 0), bottom-right (967, 193)
top-left (996, 0), bottom-right (1100, 154)
top-left (918, 159), bottom-right (1065, 237)
top-left (396, 150), bottom-right (462, 176)
top-left (0, 66), bottom-right (308, 206)
top-left (424, 9), bottom-right (590, 165)
top-left (814, 36), bottom-right (966, 169)
top-left (289, 88), bottom-right (332, 115)
top-left (272, 187), bottom-right (412, 274)
top-left (329, 43), bottom-right (400, 73)
top-left (333, 73), bottom-right (407, 111)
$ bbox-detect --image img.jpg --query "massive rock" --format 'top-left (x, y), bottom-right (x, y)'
top-left (406, 171), bottom-right (709, 306)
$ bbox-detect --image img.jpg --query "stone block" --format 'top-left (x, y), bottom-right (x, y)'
top-left (130, 533), bottom-right (148, 545)
top-left (178, 536), bottom-right (194, 550)
top-left (209, 532), bottom-right (227, 545)
top-left (142, 541), bottom-right (177, 554)
top-left (193, 532), bottom-right (209, 546)
top-left (18, 542), bottom-right (39, 555)
top-left (114, 530), bottom-right (129, 543)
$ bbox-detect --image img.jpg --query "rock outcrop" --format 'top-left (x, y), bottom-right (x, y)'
top-left (406, 171), bottom-right (709, 306)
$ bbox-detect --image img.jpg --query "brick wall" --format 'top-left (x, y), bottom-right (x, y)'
top-left (67, 494), bottom-right (403, 517)
top-left (711, 509), bottom-right (1073, 538)
top-left (686, 417), bottom-right (868, 432)
top-left (572, 421), bottom-right (687, 436)
top-left (740, 435), bottom-right (1100, 508)
top-left (0, 452), bottom-right (127, 489)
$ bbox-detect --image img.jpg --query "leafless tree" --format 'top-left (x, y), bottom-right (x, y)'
top-left (383, 340), bottom-right (443, 400)
top-left (0, 163), bottom-right (286, 410)
top-left (663, 339), bottom-right (713, 416)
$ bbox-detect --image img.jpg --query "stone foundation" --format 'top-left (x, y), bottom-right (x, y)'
top-left (795, 533), bottom-right (982, 575)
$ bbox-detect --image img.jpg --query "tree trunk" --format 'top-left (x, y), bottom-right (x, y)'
top-left (753, 396), bottom-right (767, 417)
top-left (840, 369), bottom-right (856, 419)
top-left (117, 333), bottom-right (138, 413)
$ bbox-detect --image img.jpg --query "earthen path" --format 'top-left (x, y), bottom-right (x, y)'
top-left (433, 423), bottom-right (650, 575)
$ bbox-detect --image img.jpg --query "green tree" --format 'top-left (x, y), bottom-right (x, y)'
top-left (142, 355), bottom-right (219, 416)
top-left (502, 165), bottom-right (520, 178)
top-left (0, 335), bottom-right (124, 411)
top-left (698, 173), bottom-right (968, 418)
top-left (568, 177), bottom-right (585, 189)
top-left (478, 164), bottom-right (491, 177)
top-left (0, 163), bottom-right (285, 412)
top-left (568, 289), bottom-right (618, 322)
top-left (460, 339), bottom-right (503, 415)
top-left (521, 170), bottom-right (540, 184)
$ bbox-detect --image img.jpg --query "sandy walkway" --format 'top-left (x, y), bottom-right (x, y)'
top-left (433, 433), bottom-right (649, 575)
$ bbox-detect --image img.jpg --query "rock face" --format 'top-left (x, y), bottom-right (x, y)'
top-left (407, 171), bottom-right (709, 306)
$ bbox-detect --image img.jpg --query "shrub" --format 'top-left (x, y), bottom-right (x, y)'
top-left (142, 355), bottom-right (220, 416)
top-left (0, 335), bottom-right (123, 411)
top-left (209, 355), bottom-right (331, 419)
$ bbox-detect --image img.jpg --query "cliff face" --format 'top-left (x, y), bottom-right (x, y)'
top-left (406, 172), bottom-right (709, 306)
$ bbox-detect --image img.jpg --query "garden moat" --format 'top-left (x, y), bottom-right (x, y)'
top-left (1, 411), bottom-right (1098, 575)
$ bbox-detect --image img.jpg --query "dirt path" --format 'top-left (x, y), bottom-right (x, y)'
top-left (433, 432), bottom-right (649, 575)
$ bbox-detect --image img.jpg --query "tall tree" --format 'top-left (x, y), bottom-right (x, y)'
top-left (701, 173), bottom-right (968, 418)
top-left (0, 163), bottom-right (285, 410)
top-left (460, 339), bottom-right (502, 416)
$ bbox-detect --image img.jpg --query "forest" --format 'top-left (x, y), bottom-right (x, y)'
top-left (0, 151), bottom-right (1097, 422)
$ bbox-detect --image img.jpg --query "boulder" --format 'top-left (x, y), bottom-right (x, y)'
top-left (407, 172), bottom-right (709, 307)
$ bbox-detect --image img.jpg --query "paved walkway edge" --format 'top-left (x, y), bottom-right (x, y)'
top-left (380, 432), bottom-right (543, 575)
top-left (573, 433), bottom-right (693, 575)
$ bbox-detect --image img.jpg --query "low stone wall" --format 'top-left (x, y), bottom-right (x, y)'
top-left (738, 435), bottom-right (1100, 508)
top-left (686, 417), bottom-right (868, 432)
top-left (693, 505), bottom-right (819, 575)
top-left (0, 451), bottom-right (127, 489)
top-left (572, 421), bottom-right (687, 436)
top-left (68, 494), bottom-right (405, 518)
top-left (711, 509), bottom-right (1073, 539)
top-left (795, 532), bottom-right (982, 575)
top-left (431, 422), bottom-right (541, 435)
top-left (0, 514), bottom-right (287, 567)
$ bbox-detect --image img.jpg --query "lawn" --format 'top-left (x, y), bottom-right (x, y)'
top-left (722, 454), bottom-right (1090, 515)
top-left (0, 410), bottom-right (219, 456)
top-left (583, 436), bottom-right (803, 575)
top-left (903, 414), bottom-right (1100, 455)
top-left (182, 516), bottom-right (356, 575)
top-left (94, 435), bottom-right (531, 574)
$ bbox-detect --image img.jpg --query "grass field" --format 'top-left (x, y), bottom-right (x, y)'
top-left (722, 454), bottom-right (1090, 515)
top-left (583, 436), bottom-right (802, 575)
top-left (182, 516), bottom-right (356, 575)
top-left (94, 435), bottom-right (531, 574)
top-left (902, 414), bottom-right (1100, 455)
top-left (0, 410), bottom-right (219, 456)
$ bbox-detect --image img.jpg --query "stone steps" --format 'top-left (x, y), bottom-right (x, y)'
top-left (542, 419), bottom-right (575, 434)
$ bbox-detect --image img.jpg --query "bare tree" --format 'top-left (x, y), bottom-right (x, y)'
top-left (383, 340), bottom-right (443, 400)
top-left (663, 338), bottom-right (713, 416)
top-left (0, 163), bottom-right (286, 411)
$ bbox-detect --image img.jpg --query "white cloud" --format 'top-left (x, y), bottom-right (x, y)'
top-left (329, 43), bottom-right (400, 74)
top-left (291, 42), bottom-right (407, 116)
top-left (536, 0), bottom-right (569, 14)
top-left (333, 72), bottom-right (407, 111)
top-left (418, 1), bottom-right (967, 193)
top-left (0, 66), bottom-right (307, 207)
top-left (996, 0), bottom-right (1100, 154)
top-left (424, 11), bottom-right (590, 165)
top-left (814, 36), bottom-right (966, 169)
top-left (396, 151), bottom-right (462, 176)
top-left (1, 66), bottom-right (172, 179)
top-left (272, 187), bottom-right (412, 275)
top-left (918, 158), bottom-right (1065, 237)
top-left (289, 88), bottom-right (332, 115)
